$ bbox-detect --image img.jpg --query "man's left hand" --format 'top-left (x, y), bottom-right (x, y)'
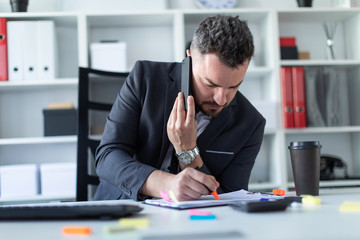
top-left (167, 92), bottom-right (197, 153)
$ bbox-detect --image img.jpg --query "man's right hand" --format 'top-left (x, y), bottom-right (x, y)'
top-left (168, 167), bottom-right (219, 201)
top-left (141, 168), bottom-right (219, 201)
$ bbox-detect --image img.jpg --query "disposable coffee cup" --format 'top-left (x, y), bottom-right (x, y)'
top-left (288, 141), bottom-right (322, 196)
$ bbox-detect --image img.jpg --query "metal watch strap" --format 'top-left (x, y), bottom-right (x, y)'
top-left (190, 146), bottom-right (200, 158)
top-left (175, 146), bottom-right (200, 165)
top-left (175, 146), bottom-right (199, 158)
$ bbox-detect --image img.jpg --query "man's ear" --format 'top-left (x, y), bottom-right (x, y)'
top-left (186, 49), bottom-right (191, 57)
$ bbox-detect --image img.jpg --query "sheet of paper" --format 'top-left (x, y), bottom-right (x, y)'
top-left (144, 189), bottom-right (283, 209)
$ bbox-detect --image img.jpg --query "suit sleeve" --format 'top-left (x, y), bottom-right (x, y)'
top-left (95, 61), bottom-right (156, 201)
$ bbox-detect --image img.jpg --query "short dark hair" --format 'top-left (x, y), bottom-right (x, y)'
top-left (190, 15), bottom-right (254, 68)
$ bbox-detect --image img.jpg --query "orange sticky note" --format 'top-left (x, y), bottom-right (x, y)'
top-left (272, 189), bottom-right (285, 196)
top-left (62, 226), bottom-right (91, 235)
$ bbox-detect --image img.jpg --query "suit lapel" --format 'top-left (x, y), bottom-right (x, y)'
top-left (158, 63), bottom-right (181, 165)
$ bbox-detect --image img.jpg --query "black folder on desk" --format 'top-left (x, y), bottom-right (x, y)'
top-left (0, 201), bottom-right (143, 220)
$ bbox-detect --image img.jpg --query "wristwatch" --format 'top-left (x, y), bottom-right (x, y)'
top-left (175, 146), bottom-right (200, 165)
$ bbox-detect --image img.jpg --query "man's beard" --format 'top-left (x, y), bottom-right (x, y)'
top-left (199, 102), bottom-right (228, 117)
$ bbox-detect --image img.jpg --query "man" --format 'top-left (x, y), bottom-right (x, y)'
top-left (94, 15), bottom-right (265, 201)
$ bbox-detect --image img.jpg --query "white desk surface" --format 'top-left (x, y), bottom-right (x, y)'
top-left (0, 188), bottom-right (360, 240)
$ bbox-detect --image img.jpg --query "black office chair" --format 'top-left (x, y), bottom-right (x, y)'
top-left (76, 67), bottom-right (129, 201)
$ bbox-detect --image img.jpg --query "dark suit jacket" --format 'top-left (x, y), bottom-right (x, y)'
top-left (94, 60), bottom-right (266, 201)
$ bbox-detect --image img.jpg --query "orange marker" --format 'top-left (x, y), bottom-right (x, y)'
top-left (272, 189), bottom-right (285, 196)
top-left (211, 190), bottom-right (220, 200)
top-left (62, 226), bottom-right (91, 235)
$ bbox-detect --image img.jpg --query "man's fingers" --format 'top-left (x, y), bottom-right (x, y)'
top-left (186, 96), bottom-right (196, 123)
top-left (176, 92), bottom-right (186, 120)
top-left (181, 168), bottom-right (219, 194)
top-left (176, 185), bottom-right (203, 201)
top-left (189, 168), bottom-right (219, 192)
top-left (167, 96), bottom-right (178, 127)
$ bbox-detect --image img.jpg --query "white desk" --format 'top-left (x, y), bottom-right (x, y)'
top-left (0, 188), bottom-right (359, 240)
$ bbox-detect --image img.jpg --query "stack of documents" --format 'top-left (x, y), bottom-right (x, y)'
top-left (144, 189), bottom-right (283, 209)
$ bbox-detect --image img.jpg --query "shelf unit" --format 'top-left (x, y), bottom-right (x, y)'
top-left (1, 7), bottom-right (360, 202)
top-left (277, 8), bottom-right (360, 189)
top-left (0, 12), bottom-right (79, 203)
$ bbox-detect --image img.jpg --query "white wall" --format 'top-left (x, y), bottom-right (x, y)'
top-left (168, 0), bottom-right (359, 9)
top-left (0, 0), bottom-right (167, 12)
top-left (1, 0), bottom-right (360, 13)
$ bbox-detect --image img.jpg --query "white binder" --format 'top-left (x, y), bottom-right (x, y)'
top-left (7, 20), bottom-right (56, 82)
top-left (7, 21), bottom-right (24, 82)
top-left (37, 21), bottom-right (56, 80)
top-left (22, 21), bottom-right (38, 80)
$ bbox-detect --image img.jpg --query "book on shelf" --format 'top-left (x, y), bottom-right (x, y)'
top-left (279, 36), bottom-right (298, 60)
top-left (0, 18), bottom-right (8, 81)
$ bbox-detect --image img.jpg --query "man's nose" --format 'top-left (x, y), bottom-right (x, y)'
top-left (213, 88), bottom-right (227, 106)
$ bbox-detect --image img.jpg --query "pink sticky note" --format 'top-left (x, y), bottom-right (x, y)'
top-left (188, 209), bottom-right (212, 216)
top-left (160, 190), bottom-right (172, 202)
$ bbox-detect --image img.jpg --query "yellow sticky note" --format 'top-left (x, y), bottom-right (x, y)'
top-left (168, 190), bottom-right (180, 204)
top-left (103, 225), bottom-right (137, 235)
top-left (119, 218), bottom-right (149, 227)
top-left (339, 201), bottom-right (360, 212)
top-left (302, 196), bottom-right (321, 205)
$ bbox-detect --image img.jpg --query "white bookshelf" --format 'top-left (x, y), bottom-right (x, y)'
top-left (276, 8), bottom-right (360, 191)
top-left (1, 7), bottom-right (360, 202)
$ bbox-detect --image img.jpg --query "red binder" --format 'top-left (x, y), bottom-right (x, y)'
top-left (0, 18), bottom-right (8, 81)
top-left (281, 67), bottom-right (294, 128)
top-left (292, 66), bottom-right (307, 128)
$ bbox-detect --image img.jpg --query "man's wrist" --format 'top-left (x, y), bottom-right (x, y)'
top-left (175, 146), bottom-right (200, 165)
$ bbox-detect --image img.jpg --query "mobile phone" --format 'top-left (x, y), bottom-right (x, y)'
top-left (181, 56), bottom-right (192, 111)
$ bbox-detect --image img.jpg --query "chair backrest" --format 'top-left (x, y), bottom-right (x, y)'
top-left (76, 67), bottom-right (128, 201)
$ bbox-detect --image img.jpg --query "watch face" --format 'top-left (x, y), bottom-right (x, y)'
top-left (176, 147), bottom-right (199, 165)
top-left (178, 152), bottom-right (193, 165)
top-left (194, 0), bottom-right (238, 9)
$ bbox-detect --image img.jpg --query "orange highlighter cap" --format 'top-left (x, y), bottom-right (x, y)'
top-left (211, 190), bottom-right (220, 200)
